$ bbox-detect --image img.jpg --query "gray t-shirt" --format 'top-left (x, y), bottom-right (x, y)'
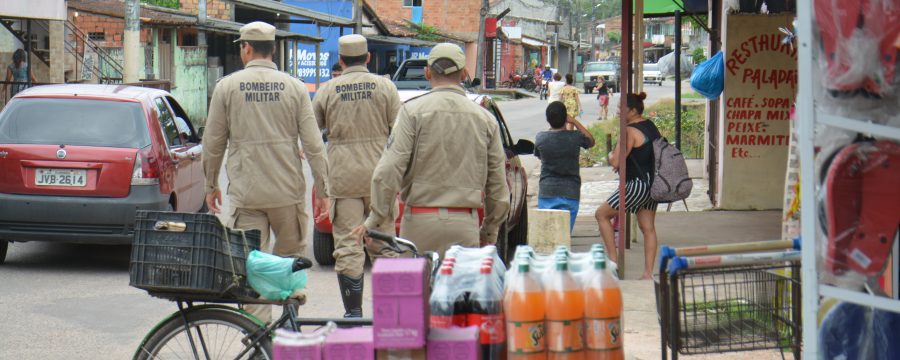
top-left (534, 130), bottom-right (593, 200)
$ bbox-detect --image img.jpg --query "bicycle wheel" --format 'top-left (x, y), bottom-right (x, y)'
top-left (135, 308), bottom-right (271, 360)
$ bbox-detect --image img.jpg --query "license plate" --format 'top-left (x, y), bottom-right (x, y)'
top-left (35, 169), bottom-right (87, 187)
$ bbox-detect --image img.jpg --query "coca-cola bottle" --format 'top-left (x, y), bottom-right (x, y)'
top-left (468, 264), bottom-right (507, 360)
top-left (430, 265), bottom-right (464, 328)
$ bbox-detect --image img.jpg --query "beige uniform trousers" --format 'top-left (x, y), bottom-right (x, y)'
top-left (332, 197), bottom-right (396, 277)
top-left (398, 208), bottom-right (480, 258)
top-left (229, 202), bottom-right (308, 323)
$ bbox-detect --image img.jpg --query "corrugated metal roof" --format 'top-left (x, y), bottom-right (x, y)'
top-left (68, 0), bottom-right (196, 25)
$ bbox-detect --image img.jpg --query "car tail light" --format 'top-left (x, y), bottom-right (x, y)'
top-left (131, 148), bottom-right (159, 185)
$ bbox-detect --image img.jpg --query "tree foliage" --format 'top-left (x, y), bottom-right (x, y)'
top-left (141, 0), bottom-right (179, 9)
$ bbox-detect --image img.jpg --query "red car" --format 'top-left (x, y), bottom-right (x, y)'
top-left (312, 91), bottom-right (533, 264)
top-left (0, 85), bottom-right (206, 263)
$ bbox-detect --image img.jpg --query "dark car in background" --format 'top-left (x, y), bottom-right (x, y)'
top-left (0, 85), bottom-right (206, 263)
top-left (311, 90), bottom-right (533, 264)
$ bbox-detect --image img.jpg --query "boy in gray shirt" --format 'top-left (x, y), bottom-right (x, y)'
top-left (533, 101), bottom-right (595, 231)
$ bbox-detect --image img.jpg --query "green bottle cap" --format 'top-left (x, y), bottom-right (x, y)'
top-left (594, 257), bottom-right (607, 270)
top-left (555, 260), bottom-right (568, 271)
top-left (518, 262), bottom-right (530, 273)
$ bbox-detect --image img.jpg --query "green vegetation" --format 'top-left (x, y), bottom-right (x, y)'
top-left (607, 31), bottom-right (622, 44)
top-left (580, 120), bottom-right (614, 167)
top-left (142, 0), bottom-right (180, 9)
top-left (579, 98), bottom-right (706, 167)
top-left (692, 47), bottom-right (707, 64)
top-left (416, 24), bottom-right (442, 42)
top-left (646, 99), bottom-right (705, 159)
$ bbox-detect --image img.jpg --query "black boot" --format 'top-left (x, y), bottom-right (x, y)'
top-left (337, 274), bottom-right (363, 318)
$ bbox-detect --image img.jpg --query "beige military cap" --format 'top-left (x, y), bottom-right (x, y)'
top-left (427, 43), bottom-right (466, 75)
top-left (339, 34), bottom-right (368, 56)
top-left (234, 21), bottom-right (276, 42)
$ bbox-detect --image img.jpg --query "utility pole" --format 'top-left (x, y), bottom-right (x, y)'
top-left (354, 0), bottom-right (362, 34)
top-left (475, 0), bottom-right (489, 88)
top-left (198, 0), bottom-right (207, 46)
top-left (123, 0), bottom-right (140, 83)
top-left (591, 0), bottom-right (596, 61)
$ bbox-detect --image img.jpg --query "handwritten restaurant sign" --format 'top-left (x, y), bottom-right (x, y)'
top-left (719, 14), bottom-right (797, 210)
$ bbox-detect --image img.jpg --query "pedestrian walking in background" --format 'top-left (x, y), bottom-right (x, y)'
top-left (596, 77), bottom-right (611, 120)
top-left (558, 73), bottom-right (582, 130)
top-left (331, 62), bottom-right (343, 78)
top-left (202, 22), bottom-right (330, 322)
top-left (546, 72), bottom-right (565, 103)
top-left (312, 34), bottom-right (401, 318)
top-left (534, 101), bottom-right (595, 232)
top-left (353, 43), bottom-right (510, 257)
top-left (3, 49), bottom-right (37, 99)
top-left (593, 92), bottom-right (662, 280)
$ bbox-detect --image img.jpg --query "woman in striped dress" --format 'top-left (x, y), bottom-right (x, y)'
top-left (594, 92), bottom-right (662, 280)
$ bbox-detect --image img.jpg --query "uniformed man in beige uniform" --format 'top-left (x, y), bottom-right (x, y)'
top-left (312, 34), bottom-right (400, 318)
top-left (353, 43), bottom-right (510, 256)
top-left (202, 22), bottom-right (329, 323)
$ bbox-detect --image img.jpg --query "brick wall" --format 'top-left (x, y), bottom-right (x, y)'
top-left (369, 0), bottom-right (481, 37)
top-left (72, 12), bottom-right (152, 47)
top-left (179, 0), bottom-right (233, 20)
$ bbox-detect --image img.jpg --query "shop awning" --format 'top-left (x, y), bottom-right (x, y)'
top-left (522, 36), bottom-right (547, 48)
top-left (638, 0), bottom-right (707, 17)
top-left (366, 35), bottom-right (437, 47)
top-left (231, 0), bottom-right (355, 27)
top-left (201, 18), bottom-right (323, 43)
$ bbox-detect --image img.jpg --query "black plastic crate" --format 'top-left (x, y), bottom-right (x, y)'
top-left (129, 211), bottom-right (261, 298)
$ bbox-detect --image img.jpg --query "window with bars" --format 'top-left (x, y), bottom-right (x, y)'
top-left (403, 0), bottom-right (422, 7)
top-left (88, 32), bottom-right (105, 42)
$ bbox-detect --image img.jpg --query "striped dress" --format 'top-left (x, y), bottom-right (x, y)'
top-left (606, 120), bottom-right (661, 213)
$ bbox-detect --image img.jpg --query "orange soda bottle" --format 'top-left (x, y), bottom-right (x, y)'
top-left (545, 258), bottom-right (585, 360)
top-left (505, 258), bottom-right (547, 360)
top-left (584, 257), bottom-right (623, 360)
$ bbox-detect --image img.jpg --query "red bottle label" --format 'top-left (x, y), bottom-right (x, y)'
top-left (430, 315), bottom-right (453, 329)
top-left (467, 313), bottom-right (506, 344)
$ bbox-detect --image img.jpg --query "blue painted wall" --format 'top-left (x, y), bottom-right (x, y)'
top-left (284, 0), bottom-right (353, 88)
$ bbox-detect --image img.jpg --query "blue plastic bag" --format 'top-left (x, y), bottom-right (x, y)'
top-left (246, 250), bottom-right (308, 300)
top-left (690, 51), bottom-right (725, 100)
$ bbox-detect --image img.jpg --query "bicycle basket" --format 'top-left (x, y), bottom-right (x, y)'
top-left (129, 211), bottom-right (261, 298)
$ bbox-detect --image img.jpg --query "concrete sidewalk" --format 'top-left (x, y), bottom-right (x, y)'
top-left (522, 158), bottom-right (795, 359)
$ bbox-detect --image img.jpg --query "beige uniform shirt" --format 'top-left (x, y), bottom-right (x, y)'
top-left (313, 65), bottom-right (400, 198)
top-left (203, 59), bottom-right (328, 209)
top-left (364, 85), bottom-right (510, 240)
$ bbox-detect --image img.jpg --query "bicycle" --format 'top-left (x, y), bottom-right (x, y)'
top-left (132, 230), bottom-right (437, 360)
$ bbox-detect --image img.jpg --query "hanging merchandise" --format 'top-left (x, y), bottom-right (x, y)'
top-left (813, 0), bottom-right (900, 97)
top-left (689, 51), bottom-right (725, 100)
top-left (823, 140), bottom-right (900, 278)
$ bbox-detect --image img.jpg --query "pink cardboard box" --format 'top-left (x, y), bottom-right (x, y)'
top-left (372, 258), bottom-right (430, 349)
top-left (324, 327), bottom-right (374, 360)
top-left (273, 330), bottom-right (324, 360)
top-left (273, 341), bottom-right (322, 360)
top-left (426, 326), bottom-right (480, 360)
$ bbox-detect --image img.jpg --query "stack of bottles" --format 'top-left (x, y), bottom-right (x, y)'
top-left (504, 245), bottom-right (624, 360)
top-left (430, 246), bottom-right (507, 360)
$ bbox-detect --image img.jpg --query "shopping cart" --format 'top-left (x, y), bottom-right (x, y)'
top-left (655, 240), bottom-right (802, 360)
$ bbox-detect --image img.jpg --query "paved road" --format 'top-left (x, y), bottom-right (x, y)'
top-left (0, 81), bottom-right (681, 359)
top-left (501, 80), bottom-right (679, 142)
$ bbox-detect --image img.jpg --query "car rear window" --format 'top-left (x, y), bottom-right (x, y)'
top-left (0, 98), bottom-right (150, 148)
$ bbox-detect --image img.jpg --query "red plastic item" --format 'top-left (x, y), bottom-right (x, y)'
top-left (825, 141), bottom-right (900, 277)
top-left (813, 0), bottom-right (900, 95)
